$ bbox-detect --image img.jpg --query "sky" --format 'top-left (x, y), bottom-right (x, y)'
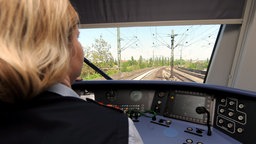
top-left (78, 25), bottom-right (221, 61)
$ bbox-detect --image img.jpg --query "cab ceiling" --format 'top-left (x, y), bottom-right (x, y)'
top-left (70, 0), bottom-right (245, 24)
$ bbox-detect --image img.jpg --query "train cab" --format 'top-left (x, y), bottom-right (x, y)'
top-left (70, 0), bottom-right (256, 143)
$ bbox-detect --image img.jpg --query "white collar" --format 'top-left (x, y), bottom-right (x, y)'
top-left (47, 83), bottom-right (80, 98)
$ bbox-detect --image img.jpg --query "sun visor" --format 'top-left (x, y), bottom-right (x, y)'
top-left (70, 0), bottom-right (245, 24)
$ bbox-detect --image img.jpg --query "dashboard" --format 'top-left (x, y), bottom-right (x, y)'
top-left (72, 80), bottom-right (256, 144)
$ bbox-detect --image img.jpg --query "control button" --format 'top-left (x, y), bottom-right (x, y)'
top-left (157, 101), bottom-right (162, 104)
top-left (219, 108), bottom-right (225, 113)
top-left (229, 101), bottom-right (235, 106)
top-left (238, 104), bottom-right (244, 109)
top-left (166, 120), bottom-right (172, 125)
top-left (227, 123), bottom-right (233, 128)
top-left (228, 112), bottom-right (234, 117)
top-left (158, 119), bottom-right (164, 123)
top-left (237, 128), bottom-right (244, 133)
top-left (186, 139), bottom-right (193, 143)
top-left (187, 127), bottom-right (193, 131)
top-left (196, 129), bottom-right (203, 134)
top-left (238, 115), bottom-right (244, 121)
top-left (218, 119), bottom-right (224, 124)
top-left (197, 142), bottom-right (203, 144)
top-left (158, 92), bottom-right (165, 98)
top-left (221, 99), bottom-right (226, 103)
top-left (151, 116), bottom-right (156, 121)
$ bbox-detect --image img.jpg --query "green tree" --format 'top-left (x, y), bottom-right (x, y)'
top-left (81, 46), bottom-right (94, 78)
top-left (80, 36), bottom-right (117, 80)
top-left (91, 36), bottom-right (114, 68)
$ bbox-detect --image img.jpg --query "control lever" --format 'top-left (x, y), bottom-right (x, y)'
top-left (127, 110), bottom-right (140, 122)
top-left (196, 106), bottom-right (212, 136)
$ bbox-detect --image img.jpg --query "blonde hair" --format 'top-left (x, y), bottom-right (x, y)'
top-left (0, 0), bottom-right (79, 103)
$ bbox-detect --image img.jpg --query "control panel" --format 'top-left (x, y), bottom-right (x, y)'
top-left (151, 90), bottom-right (215, 125)
top-left (216, 98), bottom-right (246, 134)
top-left (214, 96), bottom-right (256, 143)
top-left (86, 89), bottom-right (155, 112)
top-left (72, 81), bottom-right (256, 143)
top-left (134, 115), bottom-right (241, 144)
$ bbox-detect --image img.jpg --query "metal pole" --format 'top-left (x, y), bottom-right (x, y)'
top-left (117, 27), bottom-right (121, 72)
top-left (170, 30), bottom-right (175, 78)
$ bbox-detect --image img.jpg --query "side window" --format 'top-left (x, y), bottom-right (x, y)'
top-left (79, 25), bottom-right (221, 83)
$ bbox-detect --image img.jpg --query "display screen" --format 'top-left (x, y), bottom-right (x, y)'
top-left (120, 90), bottom-right (155, 111)
top-left (96, 90), bottom-right (155, 112)
top-left (168, 93), bottom-right (206, 120)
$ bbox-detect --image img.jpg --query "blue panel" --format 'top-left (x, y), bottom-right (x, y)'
top-left (134, 116), bottom-right (241, 144)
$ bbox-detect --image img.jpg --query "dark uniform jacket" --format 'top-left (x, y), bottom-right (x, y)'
top-left (0, 91), bottom-right (128, 144)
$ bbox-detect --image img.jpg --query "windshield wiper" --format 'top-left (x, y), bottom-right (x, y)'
top-left (83, 57), bottom-right (112, 80)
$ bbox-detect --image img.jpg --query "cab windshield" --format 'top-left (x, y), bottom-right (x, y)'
top-left (79, 25), bottom-right (221, 83)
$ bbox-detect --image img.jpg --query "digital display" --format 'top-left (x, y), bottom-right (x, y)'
top-left (118, 90), bottom-right (155, 112)
top-left (164, 92), bottom-right (208, 123)
top-left (95, 90), bottom-right (155, 112)
top-left (172, 94), bottom-right (206, 119)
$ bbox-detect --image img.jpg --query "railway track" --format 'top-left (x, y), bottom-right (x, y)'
top-left (173, 67), bottom-right (204, 82)
top-left (132, 67), bottom-right (205, 83)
